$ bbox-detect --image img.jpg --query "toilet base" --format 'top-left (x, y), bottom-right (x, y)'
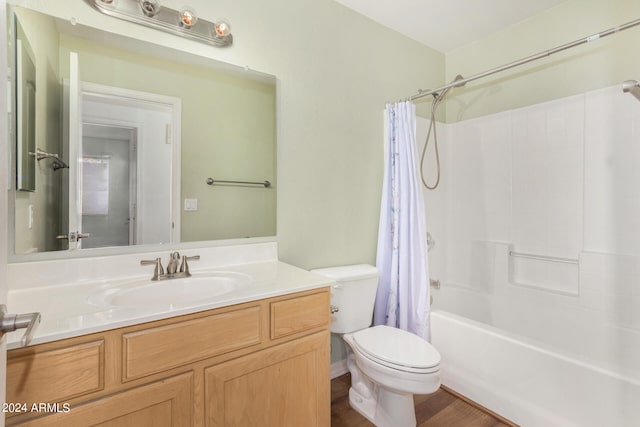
top-left (341, 331), bottom-right (438, 427)
top-left (349, 385), bottom-right (417, 427)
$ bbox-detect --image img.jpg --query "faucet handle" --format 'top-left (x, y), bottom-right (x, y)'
top-left (179, 255), bottom-right (200, 276)
top-left (141, 257), bottom-right (164, 281)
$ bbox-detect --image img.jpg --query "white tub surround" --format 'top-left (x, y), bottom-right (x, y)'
top-left (424, 84), bottom-right (640, 426)
top-left (6, 242), bottom-right (334, 349)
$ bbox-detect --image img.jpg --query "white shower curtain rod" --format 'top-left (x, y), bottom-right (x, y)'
top-left (408, 17), bottom-right (640, 102)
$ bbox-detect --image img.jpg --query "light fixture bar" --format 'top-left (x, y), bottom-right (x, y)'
top-left (89, 0), bottom-right (232, 47)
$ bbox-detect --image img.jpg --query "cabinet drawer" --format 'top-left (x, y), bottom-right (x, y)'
top-left (7, 340), bottom-right (105, 407)
top-left (122, 305), bottom-right (262, 380)
top-left (270, 291), bottom-right (329, 340)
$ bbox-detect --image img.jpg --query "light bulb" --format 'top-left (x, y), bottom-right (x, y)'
top-left (140, 0), bottom-right (160, 17)
top-left (179, 7), bottom-right (197, 28)
top-left (214, 19), bottom-right (230, 37)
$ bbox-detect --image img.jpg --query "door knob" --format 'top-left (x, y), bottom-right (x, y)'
top-left (0, 305), bottom-right (41, 347)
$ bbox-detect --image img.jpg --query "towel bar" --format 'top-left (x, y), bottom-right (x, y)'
top-left (206, 178), bottom-right (271, 188)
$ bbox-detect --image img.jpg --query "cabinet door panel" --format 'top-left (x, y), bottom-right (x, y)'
top-left (15, 373), bottom-right (192, 427)
top-left (205, 331), bottom-right (330, 427)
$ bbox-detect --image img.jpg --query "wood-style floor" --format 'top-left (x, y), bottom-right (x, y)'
top-left (331, 374), bottom-right (516, 427)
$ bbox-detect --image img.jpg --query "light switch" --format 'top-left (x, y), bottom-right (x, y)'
top-left (183, 198), bottom-right (198, 211)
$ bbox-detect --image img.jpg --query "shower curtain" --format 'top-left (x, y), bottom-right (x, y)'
top-left (373, 101), bottom-right (431, 340)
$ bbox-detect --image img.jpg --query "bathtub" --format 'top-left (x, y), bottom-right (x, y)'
top-left (431, 309), bottom-right (640, 427)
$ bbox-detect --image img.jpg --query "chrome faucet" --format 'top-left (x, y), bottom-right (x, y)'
top-left (141, 252), bottom-right (200, 281)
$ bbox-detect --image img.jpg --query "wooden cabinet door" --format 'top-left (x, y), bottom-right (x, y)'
top-left (6, 339), bottom-right (105, 413)
top-left (205, 331), bottom-right (330, 427)
top-left (14, 373), bottom-right (192, 427)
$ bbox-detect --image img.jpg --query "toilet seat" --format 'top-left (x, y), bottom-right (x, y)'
top-left (352, 325), bottom-right (441, 374)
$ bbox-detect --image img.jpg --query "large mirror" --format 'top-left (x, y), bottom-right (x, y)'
top-left (8, 6), bottom-right (277, 257)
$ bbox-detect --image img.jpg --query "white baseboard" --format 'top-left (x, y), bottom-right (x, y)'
top-left (331, 359), bottom-right (349, 379)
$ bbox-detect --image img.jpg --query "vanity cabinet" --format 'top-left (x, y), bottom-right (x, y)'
top-left (6, 288), bottom-right (330, 426)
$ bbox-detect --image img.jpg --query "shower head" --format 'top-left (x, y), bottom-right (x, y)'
top-left (451, 74), bottom-right (466, 88)
top-left (622, 80), bottom-right (640, 101)
top-left (434, 74), bottom-right (465, 104)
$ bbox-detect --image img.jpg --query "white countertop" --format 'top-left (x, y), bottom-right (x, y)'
top-left (6, 260), bottom-right (334, 350)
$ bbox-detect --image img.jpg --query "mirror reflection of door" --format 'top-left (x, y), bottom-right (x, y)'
top-left (80, 83), bottom-right (180, 248)
top-left (81, 124), bottom-right (137, 248)
top-left (63, 71), bottom-right (180, 250)
top-left (65, 51), bottom-right (82, 249)
top-left (62, 51), bottom-right (179, 250)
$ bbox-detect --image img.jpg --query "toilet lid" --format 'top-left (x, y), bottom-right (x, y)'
top-left (352, 325), bottom-right (441, 371)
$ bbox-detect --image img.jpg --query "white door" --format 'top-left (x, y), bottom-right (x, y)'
top-left (67, 52), bottom-right (85, 249)
top-left (82, 86), bottom-right (180, 245)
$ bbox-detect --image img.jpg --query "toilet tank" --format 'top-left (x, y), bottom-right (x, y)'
top-left (310, 264), bottom-right (379, 334)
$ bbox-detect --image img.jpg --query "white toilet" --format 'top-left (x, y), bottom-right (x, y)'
top-left (311, 264), bottom-right (441, 427)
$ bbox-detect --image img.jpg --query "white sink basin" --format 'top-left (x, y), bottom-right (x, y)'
top-left (88, 271), bottom-right (251, 308)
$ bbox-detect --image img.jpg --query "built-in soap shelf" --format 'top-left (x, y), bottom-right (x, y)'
top-left (507, 245), bottom-right (580, 296)
top-left (509, 250), bottom-right (579, 265)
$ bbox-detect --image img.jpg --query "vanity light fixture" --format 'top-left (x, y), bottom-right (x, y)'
top-left (90, 0), bottom-right (233, 47)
